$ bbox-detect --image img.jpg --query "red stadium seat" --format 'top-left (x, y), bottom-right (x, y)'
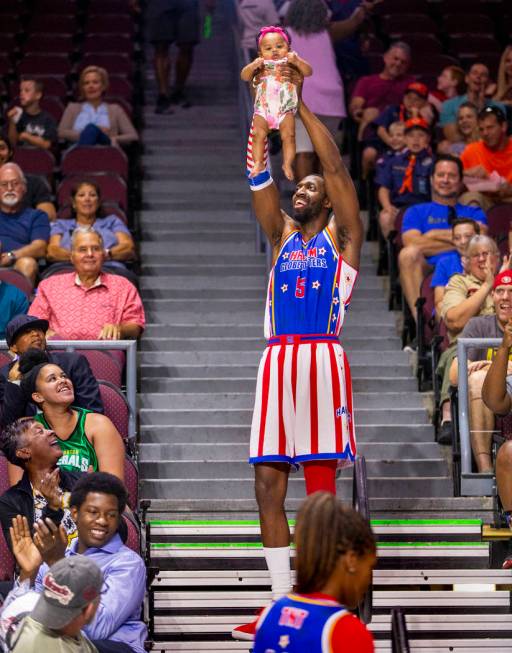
top-left (487, 204), bottom-right (512, 244)
top-left (29, 14), bottom-right (77, 34)
top-left (412, 54), bottom-right (459, 76)
top-left (86, 15), bottom-right (135, 35)
top-left (450, 35), bottom-right (497, 57)
top-left (99, 381), bottom-right (130, 441)
top-left (12, 147), bottom-right (55, 183)
top-left (22, 34), bottom-right (75, 55)
top-left (443, 13), bottom-right (495, 36)
top-left (374, 0), bottom-right (429, 14)
top-left (106, 76), bottom-right (133, 100)
top-left (104, 96), bottom-right (133, 120)
top-left (58, 174), bottom-right (128, 211)
top-left (0, 35), bottom-right (18, 55)
top-left (81, 54), bottom-right (133, 78)
top-left (122, 511), bottom-right (140, 552)
top-left (89, 0), bottom-right (133, 12)
top-left (77, 350), bottom-right (122, 388)
top-left (0, 55), bottom-right (13, 76)
top-left (18, 54), bottom-right (72, 77)
top-left (0, 16), bottom-right (22, 35)
top-left (82, 34), bottom-right (134, 55)
top-left (33, 0), bottom-right (79, 12)
top-left (61, 146), bottom-right (129, 180)
top-left (401, 34), bottom-right (443, 54)
top-left (124, 456), bottom-right (139, 512)
top-left (440, 0), bottom-right (488, 11)
top-left (40, 96), bottom-right (65, 123)
top-left (381, 14), bottom-right (439, 37)
top-left (0, 455), bottom-right (15, 581)
top-left (0, 352), bottom-right (11, 368)
top-left (0, 269), bottom-right (34, 298)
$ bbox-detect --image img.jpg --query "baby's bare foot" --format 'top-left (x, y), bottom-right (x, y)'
top-left (249, 162), bottom-right (265, 178)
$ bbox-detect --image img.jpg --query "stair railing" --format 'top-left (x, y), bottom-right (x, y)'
top-left (353, 456), bottom-right (373, 624)
top-left (391, 608), bottom-right (411, 653)
top-left (457, 337), bottom-right (500, 496)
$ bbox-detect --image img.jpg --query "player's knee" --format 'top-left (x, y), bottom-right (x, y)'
top-left (255, 472), bottom-right (286, 509)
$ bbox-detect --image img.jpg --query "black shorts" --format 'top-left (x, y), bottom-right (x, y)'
top-left (149, 0), bottom-right (200, 45)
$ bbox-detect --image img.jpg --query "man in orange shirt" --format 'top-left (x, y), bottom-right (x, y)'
top-left (460, 106), bottom-right (512, 210)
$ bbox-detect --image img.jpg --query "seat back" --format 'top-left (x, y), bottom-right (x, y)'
top-left (61, 146), bottom-right (128, 180)
top-left (418, 272), bottom-right (437, 346)
top-left (124, 455), bottom-right (139, 511)
top-left (76, 350), bottom-right (122, 388)
top-left (487, 204), bottom-right (512, 243)
top-left (0, 269), bottom-right (33, 297)
top-left (0, 456), bottom-right (15, 580)
top-left (99, 381), bottom-right (129, 440)
top-left (122, 511), bottom-right (141, 554)
top-left (12, 148), bottom-right (55, 181)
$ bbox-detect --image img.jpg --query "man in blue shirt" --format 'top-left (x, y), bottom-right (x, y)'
top-left (440, 62), bottom-right (506, 143)
top-left (0, 163), bottom-right (49, 286)
top-left (399, 154), bottom-right (488, 321)
top-left (431, 217), bottom-right (481, 318)
top-left (376, 117), bottom-right (434, 238)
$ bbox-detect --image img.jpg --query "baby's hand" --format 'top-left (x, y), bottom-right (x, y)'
top-left (252, 57), bottom-right (264, 71)
top-left (286, 51), bottom-right (299, 65)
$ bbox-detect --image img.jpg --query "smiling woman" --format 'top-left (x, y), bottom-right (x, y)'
top-left (18, 349), bottom-right (125, 481)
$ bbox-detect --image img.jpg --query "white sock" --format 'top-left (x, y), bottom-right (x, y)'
top-left (263, 546), bottom-right (292, 601)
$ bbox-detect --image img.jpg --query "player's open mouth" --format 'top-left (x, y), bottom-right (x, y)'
top-left (293, 198), bottom-right (307, 208)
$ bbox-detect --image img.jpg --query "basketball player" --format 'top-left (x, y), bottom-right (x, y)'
top-left (233, 87), bottom-right (363, 640)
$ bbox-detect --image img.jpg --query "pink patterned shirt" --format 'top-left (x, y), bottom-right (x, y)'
top-left (29, 272), bottom-right (145, 339)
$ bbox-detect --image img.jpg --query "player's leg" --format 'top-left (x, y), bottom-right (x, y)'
top-left (279, 113), bottom-right (296, 182)
top-left (303, 460), bottom-right (337, 495)
top-left (250, 115), bottom-right (270, 178)
top-left (255, 462), bottom-right (292, 599)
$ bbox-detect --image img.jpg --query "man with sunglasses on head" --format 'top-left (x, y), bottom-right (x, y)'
top-left (460, 106), bottom-right (512, 210)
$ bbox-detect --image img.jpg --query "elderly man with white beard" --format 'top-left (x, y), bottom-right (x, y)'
top-left (0, 163), bottom-right (50, 286)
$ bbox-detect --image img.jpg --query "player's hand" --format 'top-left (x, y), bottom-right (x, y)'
top-left (98, 323), bottom-right (121, 340)
top-left (278, 62), bottom-right (304, 97)
top-left (468, 360), bottom-right (491, 375)
top-left (503, 318), bottom-right (512, 350)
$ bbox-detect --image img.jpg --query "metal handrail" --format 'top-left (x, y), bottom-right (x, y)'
top-left (456, 337), bottom-right (501, 496)
top-left (391, 608), bottom-right (410, 653)
top-left (0, 339), bottom-right (137, 438)
top-left (353, 456), bottom-right (372, 624)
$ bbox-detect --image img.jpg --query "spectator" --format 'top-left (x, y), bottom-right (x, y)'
top-left (237, 0), bottom-right (279, 59)
top-left (0, 279), bottom-right (29, 340)
top-left (431, 218), bottom-right (480, 318)
top-left (58, 66), bottom-right (138, 147)
top-left (398, 155), bottom-right (488, 323)
top-left (440, 63), bottom-right (506, 143)
top-left (18, 349), bottom-right (125, 480)
top-left (349, 42), bottom-right (414, 142)
top-left (9, 555), bottom-right (103, 653)
top-left (283, 0), bottom-right (347, 179)
top-left (376, 118), bottom-right (433, 238)
top-left (0, 314), bottom-right (103, 435)
top-left (46, 180), bottom-right (136, 281)
top-left (448, 271), bottom-right (512, 472)
top-left (36, 473), bottom-right (147, 652)
top-left (429, 65), bottom-right (466, 114)
top-left (459, 106), bottom-right (512, 210)
top-left (0, 138), bottom-right (56, 221)
top-left (363, 82), bottom-right (433, 177)
top-left (493, 45), bottom-right (512, 108)
top-left (0, 163), bottom-right (49, 285)
top-left (435, 234), bottom-right (499, 443)
top-left (253, 493), bottom-right (375, 652)
top-left (0, 417), bottom-right (82, 551)
top-left (147, 0), bottom-right (216, 113)
top-left (438, 102), bottom-right (479, 156)
top-left (6, 78), bottom-right (57, 151)
top-left (29, 227), bottom-right (145, 340)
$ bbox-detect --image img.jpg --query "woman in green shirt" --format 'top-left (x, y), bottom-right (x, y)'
top-left (18, 349), bottom-right (125, 481)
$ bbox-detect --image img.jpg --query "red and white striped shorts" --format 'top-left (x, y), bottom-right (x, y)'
top-left (249, 335), bottom-right (357, 466)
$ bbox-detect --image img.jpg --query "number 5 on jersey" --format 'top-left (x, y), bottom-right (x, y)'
top-left (295, 277), bottom-right (305, 298)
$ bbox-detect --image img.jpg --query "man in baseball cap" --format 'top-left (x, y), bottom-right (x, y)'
top-left (0, 314), bottom-right (103, 437)
top-left (11, 555), bottom-right (102, 652)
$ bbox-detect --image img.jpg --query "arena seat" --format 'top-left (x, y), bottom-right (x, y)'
top-left (450, 35), bottom-right (498, 58)
top-left (0, 16), bottom-right (23, 36)
top-left (81, 53), bottom-right (133, 78)
top-left (18, 54), bottom-right (72, 77)
top-left (122, 511), bottom-right (141, 553)
top-left (61, 146), bottom-right (129, 181)
top-left (86, 14), bottom-right (135, 36)
top-left (0, 55), bottom-right (13, 78)
top-left (124, 455), bottom-right (139, 512)
top-left (89, 0), bottom-right (133, 12)
top-left (0, 35), bottom-right (18, 56)
top-left (99, 381), bottom-right (130, 442)
top-left (0, 269), bottom-right (34, 299)
top-left (443, 13), bottom-right (495, 35)
top-left (33, 0), bottom-right (79, 13)
top-left (373, 0), bottom-right (429, 14)
top-left (381, 14), bottom-right (439, 38)
top-left (22, 34), bottom-right (75, 55)
top-left (76, 350), bottom-right (123, 389)
top-left (82, 34), bottom-right (134, 56)
top-left (12, 147), bottom-right (55, 183)
top-left (387, 208), bottom-right (407, 311)
top-left (413, 54), bottom-right (460, 76)
top-left (403, 34), bottom-right (443, 54)
top-left (29, 14), bottom-right (77, 34)
top-left (487, 204), bottom-right (512, 251)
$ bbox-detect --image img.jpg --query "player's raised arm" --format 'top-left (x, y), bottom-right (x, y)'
top-left (251, 177), bottom-right (286, 248)
top-left (297, 101), bottom-right (363, 270)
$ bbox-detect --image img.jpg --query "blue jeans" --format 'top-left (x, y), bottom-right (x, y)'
top-left (78, 123), bottom-right (112, 145)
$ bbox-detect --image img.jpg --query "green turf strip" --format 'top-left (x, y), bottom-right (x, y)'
top-left (149, 519), bottom-right (481, 527)
top-left (150, 540), bottom-right (487, 550)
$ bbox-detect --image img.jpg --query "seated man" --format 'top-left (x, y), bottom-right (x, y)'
top-left (29, 227), bottom-right (145, 340)
top-left (399, 154), bottom-right (487, 322)
top-left (435, 234), bottom-right (499, 443)
top-left (0, 163), bottom-right (50, 285)
top-left (376, 117), bottom-right (434, 238)
top-left (440, 62), bottom-right (506, 143)
top-left (431, 218), bottom-right (480, 318)
top-left (0, 417), bottom-right (82, 551)
top-left (448, 271), bottom-right (512, 472)
top-left (0, 314), bottom-right (103, 433)
top-left (459, 106), bottom-right (512, 210)
top-left (1, 473), bottom-right (146, 652)
top-left (7, 78), bottom-right (58, 151)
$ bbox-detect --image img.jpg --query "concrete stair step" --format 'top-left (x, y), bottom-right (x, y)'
top-left (139, 336), bottom-right (401, 352)
top-left (138, 376), bottom-right (416, 393)
top-left (140, 241), bottom-right (255, 255)
top-left (139, 407), bottom-right (430, 426)
top-left (143, 298), bottom-right (388, 313)
top-left (139, 441), bottom-right (442, 461)
top-left (139, 459), bottom-right (448, 479)
top-left (140, 287), bottom-right (387, 301)
top-left (139, 350), bottom-right (409, 366)
top-left (139, 274), bottom-right (384, 290)
top-left (138, 210), bottom-right (250, 224)
top-left (138, 424), bottom-right (435, 444)
top-left (139, 391), bottom-right (425, 410)
top-left (141, 228), bottom-right (254, 241)
top-left (140, 253), bottom-right (265, 265)
top-left (143, 198), bottom-right (249, 210)
top-left (139, 363), bottom-right (413, 378)
top-left (140, 476), bottom-right (453, 500)
top-left (142, 324), bottom-right (397, 338)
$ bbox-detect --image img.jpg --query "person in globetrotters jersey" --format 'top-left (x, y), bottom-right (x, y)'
top-left (254, 492), bottom-right (376, 652)
top-left (232, 74), bottom-right (363, 641)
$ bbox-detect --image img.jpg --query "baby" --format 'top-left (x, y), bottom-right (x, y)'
top-left (241, 25), bottom-right (312, 181)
